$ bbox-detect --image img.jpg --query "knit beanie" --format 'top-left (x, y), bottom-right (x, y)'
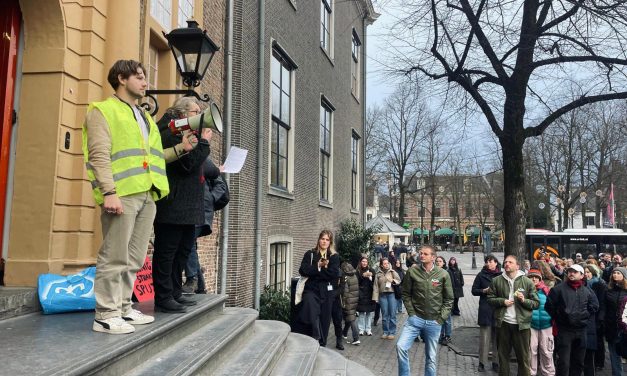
top-left (614, 267), bottom-right (627, 280)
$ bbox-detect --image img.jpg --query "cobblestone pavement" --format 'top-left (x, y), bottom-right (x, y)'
top-left (324, 250), bottom-right (618, 375)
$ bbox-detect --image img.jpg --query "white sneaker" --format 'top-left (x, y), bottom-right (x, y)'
top-left (366, 331), bottom-right (373, 336)
top-left (93, 317), bottom-right (135, 334)
top-left (122, 309), bottom-right (155, 325)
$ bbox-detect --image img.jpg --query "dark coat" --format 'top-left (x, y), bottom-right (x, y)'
top-left (604, 285), bottom-right (627, 342)
top-left (585, 279), bottom-right (606, 350)
top-left (448, 266), bottom-right (464, 298)
top-left (341, 263), bottom-right (359, 321)
top-left (297, 249), bottom-right (341, 325)
top-left (155, 113), bottom-right (210, 225)
top-left (356, 266), bottom-right (376, 312)
top-left (196, 159), bottom-right (222, 237)
top-left (471, 265), bottom-right (501, 326)
top-left (545, 282), bottom-right (599, 330)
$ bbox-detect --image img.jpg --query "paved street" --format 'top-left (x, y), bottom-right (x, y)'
top-left (324, 250), bottom-right (618, 375)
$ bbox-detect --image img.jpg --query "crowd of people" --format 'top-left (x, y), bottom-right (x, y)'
top-left (291, 234), bottom-right (627, 376)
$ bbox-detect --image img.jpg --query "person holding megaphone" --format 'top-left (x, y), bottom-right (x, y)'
top-left (151, 96), bottom-right (221, 313)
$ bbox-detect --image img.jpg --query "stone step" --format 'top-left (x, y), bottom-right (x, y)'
top-left (0, 286), bottom-right (39, 320)
top-left (0, 294), bottom-right (227, 376)
top-left (312, 346), bottom-right (375, 376)
top-left (269, 332), bottom-right (318, 376)
top-left (212, 320), bottom-right (290, 376)
top-left (126, 307), bottom-right (258, 376)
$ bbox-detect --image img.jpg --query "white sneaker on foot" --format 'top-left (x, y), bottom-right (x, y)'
top-left (122, 309), bottom-right (155, 325)
top-left (93, 317), bottom-right (135, 334)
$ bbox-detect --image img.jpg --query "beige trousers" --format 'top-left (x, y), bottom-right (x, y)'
top-left (94, 192), bottom-right (156, 320)
top-left (530, 327), bottom-right (555, 376)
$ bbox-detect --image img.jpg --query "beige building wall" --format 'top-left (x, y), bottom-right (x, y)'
top-left (5, 0), bottom-right (214, 287)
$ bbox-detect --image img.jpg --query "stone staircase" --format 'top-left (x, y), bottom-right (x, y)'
top-left (0, 292), bottom-right (373, 376)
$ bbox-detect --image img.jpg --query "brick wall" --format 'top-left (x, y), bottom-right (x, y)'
top-left (227, 0), bottom-right (370, 307)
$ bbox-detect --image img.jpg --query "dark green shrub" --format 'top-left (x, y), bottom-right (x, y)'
top-left (259, 285), bottom-right (290, 323)
top-left (336, 218), bottom-right (381, 265)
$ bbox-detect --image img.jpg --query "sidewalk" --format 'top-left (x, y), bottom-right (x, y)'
top-left (324, 250), bottom-right (616, 375)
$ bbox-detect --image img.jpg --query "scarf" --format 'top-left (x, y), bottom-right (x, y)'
top-left (567, 279), bottom-right (585, 290)
top-left (535, 280), bottom-right (550, 296)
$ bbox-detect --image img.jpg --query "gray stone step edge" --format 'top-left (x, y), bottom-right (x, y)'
top-left (313, 346), bottom-right (375, 376)
top-left (269, 332), bottom-right (319, 376)
top-left (125, 307), bottom-right (259, 376)
top-left (0, 287), bottom-right (40, 321)
top-left (212, 320), bottom-right (291, 376)
top-left (51, 294), bottom-right (229, 376)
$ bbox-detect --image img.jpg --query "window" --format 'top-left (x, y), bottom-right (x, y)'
top-left (433, 200), bottom-right (441, 217)
top-left (147, 45), bottom-right (159, 90)
top-left (450, 203), bottom-right (458, 217)
top-left (351, 30), bottom-right (361, 98)
top-left (320, 0), bottom-right (332, 53)
top-left (269, 243), bottom-right (289, 291)
top-left (351, 132), bottom-right (360, 209)
top-left (586, 216), bottom-right (595, 226)
top-left (465, 201), bottom-right (473, 217)
top-left (178, 0), bottom-right (194, 28)
top-left (270, 50), bottom-right (293, 190)
top-left (320, 99), bottom-right (334, 202)
top-left (151, 0), bottom-right (172, 30)
top-left (418, 206), bottom-right (425, 217)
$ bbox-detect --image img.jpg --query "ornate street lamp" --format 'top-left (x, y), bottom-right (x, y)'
top-left (143, 20), bottom-right (220, 115)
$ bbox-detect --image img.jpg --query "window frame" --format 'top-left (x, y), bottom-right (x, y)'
top-left (268, 242), bottom-right (289, 291)
top-left (270, 49), bottom-right (295, 191)
top-left (320, 0), bottom-right (334, 57)
top-left (320, 97), bottom-right (335, 203)
top-left (351, 130), bottom-right (360, 210)
top-left (351, 29), bottom-right (362, 99)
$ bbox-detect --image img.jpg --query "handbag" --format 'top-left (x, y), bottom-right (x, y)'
top-left (392, 283), bottom-right (402, 300)
top-left (211, 176), bottom-right (230, 211)
top-left (294, 252), bottom-right (314, 305)
top-left (38, 266), bottom-right (96, 314)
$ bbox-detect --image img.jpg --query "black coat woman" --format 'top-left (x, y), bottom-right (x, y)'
top-left (298, 230), bottom-right (341, 347)
top-left (448, 257), bottom-right (464, 315)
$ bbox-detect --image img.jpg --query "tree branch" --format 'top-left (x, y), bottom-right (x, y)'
top-left (525, 91), bottom-right (627, 138)
top-left (532, 55), bottom-right (627, 69)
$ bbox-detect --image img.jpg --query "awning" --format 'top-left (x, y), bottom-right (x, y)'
top-left (435, 228), bottom-right (455, 236)
top-left (413, 228), bottom-right (429, 235)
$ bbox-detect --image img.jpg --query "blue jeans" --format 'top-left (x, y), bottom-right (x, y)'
top-left (397, 315), bottom-right (442, 376)
top-left (184, 227), bottom-right (204, 279)
top-left (379, 293), bottom-right (397, 335)
top-left (358, 311), bottom-right (373, 333)
top-left (396, 298), bottom-right (403, 313)
top-left (440, 314), bottom-right (452, 338)
top-left (607, 340), bottom-right (624, 376)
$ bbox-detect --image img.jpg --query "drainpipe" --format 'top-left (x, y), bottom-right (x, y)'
top-left (220, 0), bottom-right (234, 295)
top-left (361, 13), bottom-right (367, 225)
top-left (254, 0), bottom-right (266, 310)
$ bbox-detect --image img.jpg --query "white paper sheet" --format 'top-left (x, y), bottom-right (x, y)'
top-left (222, 146), bottom-right (248, 174)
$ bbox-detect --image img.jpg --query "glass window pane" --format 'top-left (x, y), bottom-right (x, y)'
top-left (281, 94), bottom-right (290, 123)
top-left (272, 84), bottom-right (281, 118)
top-left (282, 66), bottom-right (290, 92)
top-left (278, 157), bottom-right (287, 187)
top-left (278, 126), bottom-right (287, 157)
top-left (272, 56), bottom-right (281, 85)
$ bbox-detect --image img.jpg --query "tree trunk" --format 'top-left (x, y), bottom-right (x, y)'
top-left (501, 134), bottom-right (528, 261)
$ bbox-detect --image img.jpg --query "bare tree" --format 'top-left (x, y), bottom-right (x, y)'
top-left (378, 82), bottom-right (428, 225)
top-left (385, 1), bottom-right (627, 259)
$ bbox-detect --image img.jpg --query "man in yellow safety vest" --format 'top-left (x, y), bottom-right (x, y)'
top-left (83, 60), bottom-right (170, 334)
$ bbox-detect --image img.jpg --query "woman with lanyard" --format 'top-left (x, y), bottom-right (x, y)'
top-left (298, 230), bottom-right (341, 347)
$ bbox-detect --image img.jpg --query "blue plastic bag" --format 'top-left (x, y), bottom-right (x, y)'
top-left (38, 266), bottom-right (96, 314)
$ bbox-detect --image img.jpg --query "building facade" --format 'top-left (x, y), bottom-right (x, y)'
top-left (1, 0), bottom-right (225, 288)
top-left (225, 0), bottom-right (376, 306)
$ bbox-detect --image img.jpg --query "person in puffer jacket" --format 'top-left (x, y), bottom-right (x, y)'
top-left (340, 261), bottom-right (361, 345)
top-left (527, 269), bottom-right (555, 376)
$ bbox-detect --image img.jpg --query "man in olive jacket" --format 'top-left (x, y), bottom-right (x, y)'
top-left (396, 245), bottom-right (453, 376)
top-left (487, 255), bottom-right (539, 376)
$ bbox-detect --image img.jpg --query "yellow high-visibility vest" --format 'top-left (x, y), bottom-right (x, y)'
top-left (82, 97), bottom-right (169, 205)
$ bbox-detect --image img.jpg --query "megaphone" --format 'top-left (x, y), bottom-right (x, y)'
top-left (168, 102), bottom-right (223, 135)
